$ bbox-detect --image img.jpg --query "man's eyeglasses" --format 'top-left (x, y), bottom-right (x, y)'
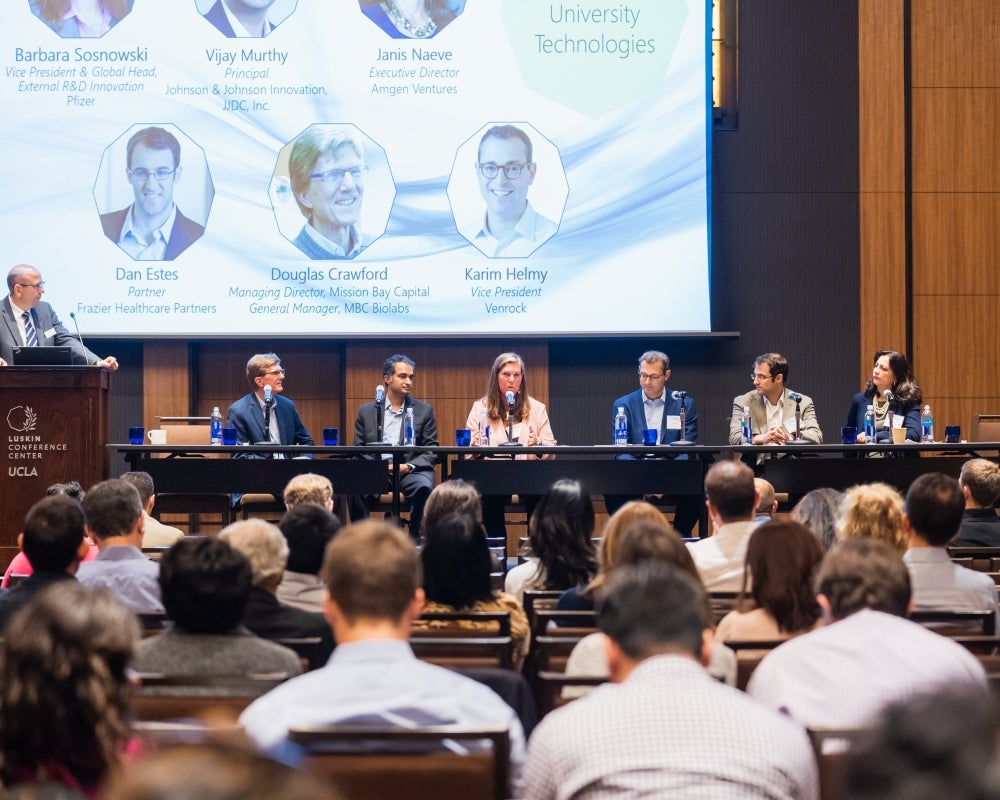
top-left (751, 373), bottom-right (772, 381)
top-left (17, 281), bottom-right (45, 290)
top-left (478, 162), bottom-right (529, 180)
top-left (128, 167), bottom-right (176, 183)
top-left (638, 372), bottom-right (666, 381)
top-left (261, 369), bottom-right (286, 377)
top-left (309, 167), bottom-right (367, 184)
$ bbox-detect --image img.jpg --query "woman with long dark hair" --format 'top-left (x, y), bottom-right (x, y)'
top-left (847, 349), bottom-right (923, 443)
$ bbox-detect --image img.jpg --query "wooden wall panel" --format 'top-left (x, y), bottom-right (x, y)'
top-left (859, 192), bottom-right (907, 368)
top-left (913, 193), bottom-right (1000, 294)
top-left (911, 0), bottom-right (1000, 87)
top-left (912, 88), bottom-right (1000, 192)
top-left (913, 297), bottom-right (1000, 398)
top-left (142, 341), bottom-right (189, 430)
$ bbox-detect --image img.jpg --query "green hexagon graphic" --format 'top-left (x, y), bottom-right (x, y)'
top-left (501, 0), bottom-right (689, 118)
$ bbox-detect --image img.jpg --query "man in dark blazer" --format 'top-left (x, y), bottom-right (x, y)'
top-left (203, 0), bottom-right (279, 37)
top-left (227, 352), bottom-right (314, 457)
top-left (348, 354), bottom-right (438, 541)
top-left (605, 350), bottom-right (699, 534)
top-left (0, 264), bottom-right (118, 368)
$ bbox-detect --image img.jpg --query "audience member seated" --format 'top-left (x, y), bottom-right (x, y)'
top-left (76, 479), bottom-right (164, 614)
top-left (747, 538), bottom-right (986, 728)
top-left (949, 458), bottom-right (1000, 547)
top-left (120, 471), bottom-right (184, 548)
top-left (836, 481), bottom-right (906, 553)
top-left (417, 511), bottom-right (529, 667)
top-left (557, 499), bottom-right (668, 611)
top-left (524, 561), bottom-right (818, 799)
top-left (239, 521), bottom-right (525, 780)
top-left (102, 741), bottom-right (343, 800)
top-left (131, 538), bottom-right (302, 682)
top-left (686, 460), bottom-right (758, 591)
top-left (716, 520), bottom-right (823, 642)
top-left (220, 520), bottom-right (334, 670)
top-left (421, 478), bottom-right (503, 573)
top-left (283, 472), bottom-right (336, 512)
top-left (564, 519), bottom-right (737, 687)
top-left (901, 473), bottom-right (1000, 630)
top-left (844, 687), bottom-right (1000, 800)
top-left (0, 495), bottom-right (90, 633)
top-left (0, 583), bottom-right (138, 798)
top-left (2, 481), bottom-right (96, 588)
top-left (754, 478), bottom-right (778, 523)
top-left (504, 479), bottom-right (597, 602)
top-left (276, 503), bottom-right (342, 614)
top-left (790, 487), bottom-right (842, 551)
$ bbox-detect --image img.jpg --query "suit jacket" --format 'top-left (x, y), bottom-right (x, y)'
top-left (0, 299), bottom-right (100, 365)
top-left (353, 396), bottom-right (438, 472)
top-left (611, 388), bottom-right (697, 446)
top-left (846, 391), bottom-right (920, 443)
top-left (244, 587), bottom-right (334, 671)
top-left (203, 0), bottom-right (277, 37)
top-left (100, 206), bottom-right (205, 261)
top-left (227, 392), bottom-right (314, 456)
top-left (729, 388), bottom-right (823, 445)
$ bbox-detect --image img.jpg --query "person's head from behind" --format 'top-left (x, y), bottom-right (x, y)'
top-left (282, 472), bottom-right (334, 511)
top-left (845, 687), bottom-right (1000, 800)
top-left (704, 460), bottom-right (757, 524)
top-left (120, 471), bottom-right (154, 511)
top-left (20, 494), bottom-right (88, 575)
top-left (742, 520), bottom-right (823, 634)
top-left (791, 487), bottom-right (842, 551)
top-left (421, 512), bottom-right (493, 609)
top-left (322, 521), bottom-right (422, 631)
top-left (422, 479), bottom-right (482, 538)
top-left (220, 519), bottom-right (289, 591)
top-left (754, 478), bottom-right (776, 517)
top-left (102, 740), bottom-right (344, 800)
top-left (960, 458), bottom-right (1000, 510)
top-left (475, 125), bottom-right (536, 229)
top-left (598, 560), bottom-right (711, 681)
top-left (836, 482), bottom-right (906, 553)
top-left (82, 478), bottom-right (143, 543)
top-left (158, 538), bottom-right (252, 634)
top-left (529, 479), bottom-right (596, 590)
top-left (815, 538), bottom-right (911, 622)
top-left (278, 504), bottom-right (341, 576)
top-left (125, 127), bottom-right (182, 224)
top-left (0, 582), bottom-right (138, 789)
top-left (289, 126), bottom-right (366, 236)
top-left (904, 472), bottom-right (965, 547)
top-left (598, 501), bottom-right (672, 577)
top-left (45, 480), bottom-right (85, 502)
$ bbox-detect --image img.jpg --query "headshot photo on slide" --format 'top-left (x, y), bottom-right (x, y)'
top-left (358, 0), bottom-right (466, 40)
top-left (27, 0), bottom-right (134, 38)
top-left (195, 0), bottom-right (298, 38)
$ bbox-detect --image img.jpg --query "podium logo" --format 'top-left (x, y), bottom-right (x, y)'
top-left (7, 406), bottom-right (38, 433)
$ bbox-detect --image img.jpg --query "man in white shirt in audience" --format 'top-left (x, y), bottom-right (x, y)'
top-left (240, 521), bottom-right (525, 780)
top-left (687, 460), bottom-right (758, 591)
top-left (902, 472), bottom-right (1000, 631)
top-left (748, 538), bottom-right (986, 728)
top-left (524, 560), bottom-right (818, 799)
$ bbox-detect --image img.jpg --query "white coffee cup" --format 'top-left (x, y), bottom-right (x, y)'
top-left (148, 429), bottom-right (167, 445)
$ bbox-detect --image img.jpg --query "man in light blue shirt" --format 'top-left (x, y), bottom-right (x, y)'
top-left (76, 478), bottom-right (163, 614)
top-left (240, 521), bottom-right (524, 780)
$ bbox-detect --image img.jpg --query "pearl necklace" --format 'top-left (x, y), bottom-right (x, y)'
top-left (384, 0), bottom-right (437, 38)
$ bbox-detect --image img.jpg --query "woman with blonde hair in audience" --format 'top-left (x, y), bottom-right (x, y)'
top-left (0, 583), bottom-right (138, 797)
top-left (563, 518), bottom-right (737, 687)
top-left (837, 481), bottom-right (907, 553)
top-left (503, 479), bottom-right (596, 602)
top-left (716, 520), bottom-right (824, 642)
top-left (558, 499), bottom-right (668, 610)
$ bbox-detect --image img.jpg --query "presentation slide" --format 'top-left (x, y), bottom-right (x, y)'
top-left (1, 0), bottom-right (711, 337)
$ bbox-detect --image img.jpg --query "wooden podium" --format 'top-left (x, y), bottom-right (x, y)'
top-left (0, 367), bottom-right (111, 564)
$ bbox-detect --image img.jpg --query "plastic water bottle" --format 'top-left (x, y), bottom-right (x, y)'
top-left (614, 406), bottom-right (628, 446)
top-left (210, 406), bottom-right (223, 445)
top-left (922, 404), bottom-right (934, 443)
top-left (741, 406), bottom-right (752, 444)
top-left (480, 408), bottom-right (490, 445)
top-left (404, 408), bottom-right (415, 447)
top-left (864, 404), bottom-right (875, 443)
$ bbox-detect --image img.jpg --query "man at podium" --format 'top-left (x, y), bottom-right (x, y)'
top-left (0, 265), bottom-right (119, 369)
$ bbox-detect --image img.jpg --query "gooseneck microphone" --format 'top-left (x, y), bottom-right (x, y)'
top-left (670, 390), bottom-right (693, 446)
top-left (786, 391), bottom-right (807, 445)
top-left (375, 385), bottom-right (385, 441)
top-left (882, 389), bottom-right (896, 436)
top-left (263, 384), bottom-right (273, 440)
top-left (68, 311), bottom-right (90, 365)
top-left (501, 390), bottom-right (521, 447)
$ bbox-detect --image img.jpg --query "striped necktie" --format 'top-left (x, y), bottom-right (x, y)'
top-left (22, 312), bottom-right (37, 347)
